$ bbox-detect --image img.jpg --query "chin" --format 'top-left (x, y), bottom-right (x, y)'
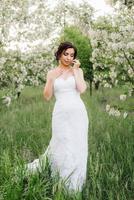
top-left (64, 63), bottom-right (70, 66)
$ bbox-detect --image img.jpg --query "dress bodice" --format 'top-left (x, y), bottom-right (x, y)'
top-left (53, 75), bottom-right (81, 102)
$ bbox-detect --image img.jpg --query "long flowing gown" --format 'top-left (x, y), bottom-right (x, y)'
top-left (26, 74), bottom-right (89, 192)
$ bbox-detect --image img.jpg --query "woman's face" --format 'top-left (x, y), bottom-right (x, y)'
top-left (59, 48), bottom-right (75, 67)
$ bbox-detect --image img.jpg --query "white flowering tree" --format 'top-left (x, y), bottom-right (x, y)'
top-left (0, 47), bottom-right (56, 106)
top-left (89, 3), bottom-right (134, 118)
top-left (52, 0), bottom-right (94, 35)
top-left (0, 0), bottom-right (95, 106)
top-left (0, 0), bottom-right (56, 106)
top-left (105, 0), bottom-right (133, 8)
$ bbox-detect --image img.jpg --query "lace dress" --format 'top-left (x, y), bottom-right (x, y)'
top-left (27, 74), bottom-right (89, 192)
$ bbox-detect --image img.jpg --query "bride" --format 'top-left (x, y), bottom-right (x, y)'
top-left (26, 41), bottom-right (89, 193)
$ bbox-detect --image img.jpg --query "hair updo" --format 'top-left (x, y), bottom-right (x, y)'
top-left (55, 41), bottom-right (77, 61)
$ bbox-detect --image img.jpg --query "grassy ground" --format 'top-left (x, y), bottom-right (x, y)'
top-left (0, 85), bottom-right (133, 200)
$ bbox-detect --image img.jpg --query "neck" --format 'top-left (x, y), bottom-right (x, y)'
top-left (58, 64), bottom-right (71, 70)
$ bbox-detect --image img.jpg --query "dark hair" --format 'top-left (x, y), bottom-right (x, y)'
top-left (55, 41), bottom-right (77, 61)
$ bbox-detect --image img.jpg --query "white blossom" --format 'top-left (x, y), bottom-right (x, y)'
top-left (33, 80), bottom-right (39, 86)
top-left (16, 84), bottom-right (24, 93)
top-left (108, 107), bottom-right (115, 116)
top-left (128, 89), bottom-right (133, 97)
top-left (127, 42), bottom-right (134, 50)
top-left (128, 68), bottom-right (134, 78)
top-left (106, 104), bottom-right (111, 112)
top-left (2, 96), bottom-right (12, 107)
top-left (111, 43), bottom-right (119, 51)
top-left (108, 107), bottom-right (121, 117)
top-left (114, 110), bottom-right (121, 117)
top-left (104, 83), bottom-right (112, 88)
top-left (109, 71), bottom-right (117, 79)
top-left (119, 94), bottom-right (127, 101)
top-left (123, 112), bottom-right (128, 119)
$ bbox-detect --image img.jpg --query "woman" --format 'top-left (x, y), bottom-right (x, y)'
top-left (27, 41), bottom-right (89, 193)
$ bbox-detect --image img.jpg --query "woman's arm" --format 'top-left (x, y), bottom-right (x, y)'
top-left (43, 71), bottom-right (54, 101)
top-left (73, 68), bottom-right (87, 94)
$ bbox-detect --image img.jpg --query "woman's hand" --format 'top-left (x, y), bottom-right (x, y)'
top-left (72, 59), bottom-right (81, 71)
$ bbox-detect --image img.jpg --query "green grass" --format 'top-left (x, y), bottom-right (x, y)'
top-left (0, 85), bottom-right (133, 200)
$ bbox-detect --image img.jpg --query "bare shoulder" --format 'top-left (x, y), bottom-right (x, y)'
top-left (47, 68), bottom-right (57, 77)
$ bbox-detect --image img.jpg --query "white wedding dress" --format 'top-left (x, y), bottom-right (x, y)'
top-left (26, 74), bottom-right (89, 192)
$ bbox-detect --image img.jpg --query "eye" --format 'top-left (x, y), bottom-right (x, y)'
top-left (63, 52), bottom-right (68, 56)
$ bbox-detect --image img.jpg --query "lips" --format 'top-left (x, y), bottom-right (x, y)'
top-left (64, 62), bottom-right (70, 65)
